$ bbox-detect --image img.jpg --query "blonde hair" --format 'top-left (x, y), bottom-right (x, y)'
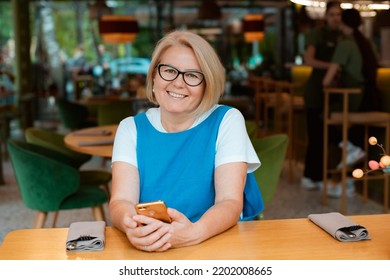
top-left (146, 30), bottom-right (225, 116)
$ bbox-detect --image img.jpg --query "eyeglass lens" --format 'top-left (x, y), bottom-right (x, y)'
top-left (158, 64), bottom-right (204, 86)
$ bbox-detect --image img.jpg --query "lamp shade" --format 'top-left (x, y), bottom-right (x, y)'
top-left (242, 14), bottom-right (265, 42)
top-left (99, 15), bottom-right (139, 44)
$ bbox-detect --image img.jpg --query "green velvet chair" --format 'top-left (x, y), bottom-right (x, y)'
top-left (97, 100), bottom-right (133, 126)
top-left (252, 134), bottom-right (289, 218)
top-left (245, 120), bottom-right (258, 140)
top-left (56, 98), bottom-right (97, 130)
top-left (8, 139), bottom-right (108, 228)
top-left (25, 127), bottom-right (112, 196)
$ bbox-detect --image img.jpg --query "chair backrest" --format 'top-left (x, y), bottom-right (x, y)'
top-left (252, 134), bottom-right (288, 205)
top-left (7, 139), bottom-right (80, 211)
top-left (56, 98), bottom-right (96, 130)
top-left (245, 120), bottom-right (258, 140)
top-left (97, 100), bottom-right (133, 126)
top-left (25, 127), bottom-right (91, 168)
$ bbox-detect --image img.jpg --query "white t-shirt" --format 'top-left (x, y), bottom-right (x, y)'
top-left (112, 105), bottom-right (261, 173)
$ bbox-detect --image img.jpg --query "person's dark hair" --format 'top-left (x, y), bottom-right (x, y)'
top-left (342, 8), bottom-right (362, 28)
top-left (326, 1), bottom-right (341, 13)
top-left (342, 8), bottom-right (380, 110)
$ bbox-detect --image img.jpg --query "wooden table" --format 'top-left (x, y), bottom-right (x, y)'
top-left (1, 214), bottom-right (389, 260)
top-left (64, 124), bottom-right (117, 158)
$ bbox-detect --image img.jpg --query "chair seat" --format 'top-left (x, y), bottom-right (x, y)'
top-left (265, 93), bottom-right (304, 109)
top-left (291, 95), bottom-right (304, 108)
top-left (330, 111), bottom-right (390, 126)
top-left (264, 93), bottom-right (290, 109)
top-left (60, 185), bottom-right (108, 210)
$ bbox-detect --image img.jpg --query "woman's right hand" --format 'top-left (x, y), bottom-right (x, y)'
top-left (124, 214), bottom-right (173, 252)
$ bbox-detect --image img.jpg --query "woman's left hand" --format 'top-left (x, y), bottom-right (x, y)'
top-left (166, 208), bottom-right (201, 248)
top-left (132, 208), bottom-right (202, 251)
top-left (131, 215), bottom-right (173, 252)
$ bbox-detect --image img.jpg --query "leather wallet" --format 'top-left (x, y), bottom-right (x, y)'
top-left (66, 221), bottom-right (106, 252)
top-left (308, 212), bottom-right (370, 242)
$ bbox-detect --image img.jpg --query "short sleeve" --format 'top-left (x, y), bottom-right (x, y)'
top-left (305, 27), bottom-right (321, 47)
top-left (111, 116), bottom-right (138, 167)
top-left (331, 40), bottom-right (354, 66)
top-left (215, 108), bottom-right (260, 173)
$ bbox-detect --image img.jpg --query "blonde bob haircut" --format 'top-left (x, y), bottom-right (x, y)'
top-left (146, 30), bottom-right (226, 116)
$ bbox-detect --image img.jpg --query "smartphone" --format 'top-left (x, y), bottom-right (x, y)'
top-left (135, 200), bottom-right (171, 223)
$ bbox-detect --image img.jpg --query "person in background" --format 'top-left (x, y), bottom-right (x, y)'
top-left (335, 8), bottom-right (380, 112)
top-left (97, 44), bottom-right (112, 71)
top-left (109, 30), bottom-right (264, 252)
top-left (301, 1), bottom-right (342, 190)
top-left (322, 8), bottom-right (376, 196)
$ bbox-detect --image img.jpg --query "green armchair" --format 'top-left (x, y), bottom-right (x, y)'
top-left (56, 98), bottom-right (97, 130)
top-left (8, 140), bottom-right (109, 228)
top-left (25, 127), bottom-right (112, 195)
top-left (252, 134), bottom-right (288, 217)
top-left (97, 100), bottom-right (133, 126)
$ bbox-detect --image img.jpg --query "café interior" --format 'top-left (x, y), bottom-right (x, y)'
top-left (0, 0), bottom-right (390, 259)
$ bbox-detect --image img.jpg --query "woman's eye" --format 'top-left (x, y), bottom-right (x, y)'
top-left (186, 73), bottom-right (199, 79)
top-left (166, 69), bottom-right (176, 74)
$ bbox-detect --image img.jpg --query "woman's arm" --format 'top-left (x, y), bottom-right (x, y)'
top-left (165, 161), bottom-right (246, 248)
top-left (195, 162), bottom-right (246, 239)
top-left (110, 161), bottom-right (173, 252)
top-left (322, 63), bottom-right (340, 87)
top-left (109, 161), bottom-right (140, 232)
top-left (304, 45), bottom-right (332, 69)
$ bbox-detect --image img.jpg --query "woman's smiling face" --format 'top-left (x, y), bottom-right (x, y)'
top-left (153, 45), bottom-right (205, 116)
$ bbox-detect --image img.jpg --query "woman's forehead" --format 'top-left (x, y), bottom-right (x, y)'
top-left (160, 46), bottom-right (200, 70)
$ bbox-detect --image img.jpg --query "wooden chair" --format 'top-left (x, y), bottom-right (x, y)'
top-left (251, 77), bottom-right (304, 182)
top-left (250, 76), bottom-right (275, 135)
top-left (323, 87), bottom-right (390, 214)
top-left (274, 81), bottom-right (305, 183)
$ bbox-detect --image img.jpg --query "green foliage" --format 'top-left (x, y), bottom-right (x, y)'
top-left (0, 3), bottom-right (13, 46)
top-left (51, 7), bottom-right (96, 62)
top-left (132, 27), bottom-right (155, 58)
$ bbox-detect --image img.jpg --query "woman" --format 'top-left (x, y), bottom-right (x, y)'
top-left (301, 1), bottom-right (342, 190)
top-left (109, 30), bottom-right (263, 252)
top-left (323, 8), bottom-right (377, 110)
top-left (323, 10), bottom-right (364, 101)
top-left (322, 8), bottom-right (367, 185)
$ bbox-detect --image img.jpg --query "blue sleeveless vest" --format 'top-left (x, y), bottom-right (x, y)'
top-left (134, 106), bottom-right (263, 222)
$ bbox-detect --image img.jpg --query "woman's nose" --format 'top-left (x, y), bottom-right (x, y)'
top-left (172, 73), bottom-right (186, 87)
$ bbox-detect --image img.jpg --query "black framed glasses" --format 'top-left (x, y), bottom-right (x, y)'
top-left (157, 64), bottom-right (205, 87)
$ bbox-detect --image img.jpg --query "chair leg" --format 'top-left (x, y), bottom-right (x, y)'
top-left (92, 206), bottom-right (106, 221)
top-left (384, 175), bottom-right (389, 213)
top-left (103, 184), bottom-right (111, 197)
top-left (34, 212), bottom-right (47, 228)
top-left (287, 98), bottom-right (294, 183)
top-left (51, 211), bottom-right (59, 228)
top-left (363, 126), bottom-right (369, 202)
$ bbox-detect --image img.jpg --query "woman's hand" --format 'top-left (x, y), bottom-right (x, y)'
top-left (127, 208), bottom-right (200, 251)
top-left (128, 214), bottom-right (173, 252)
top-left (165, 208), bottom-right (202, 248)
